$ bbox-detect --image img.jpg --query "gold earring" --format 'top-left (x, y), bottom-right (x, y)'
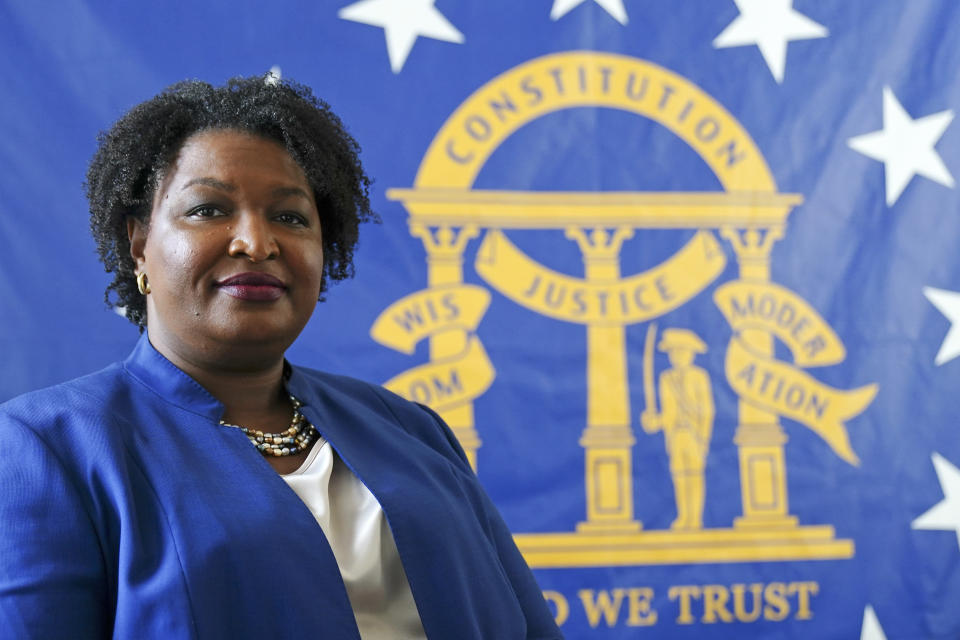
top-left (136, 271), bottom-right (151, 295)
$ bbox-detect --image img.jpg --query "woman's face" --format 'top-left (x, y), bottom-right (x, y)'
top-left (129, 129), bottom-right (324, 367)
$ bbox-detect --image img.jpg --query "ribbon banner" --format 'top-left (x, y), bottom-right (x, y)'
top-left (714, 280), bottom-right (845, 367)
top-left (372, 285), bottom-right (494, 413)
top-left (370, 284), bottom-right (491, 354)
top-left (475, 229), bottom-right (726, 326)
top-left (717, 280), bottom-right (876, 465)
top-left (382, 336), bottom-right (495, 412)
top-left (724, 337), bottom-right (877, 466)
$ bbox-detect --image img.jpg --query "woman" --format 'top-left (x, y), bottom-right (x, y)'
top-left (0, 77), bottom-right (561, 639)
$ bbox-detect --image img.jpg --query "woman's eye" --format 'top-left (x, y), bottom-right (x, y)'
top-left (276, 212), bottom-right (308, 226)
top-left (187, 205), bottom-right (225, 218)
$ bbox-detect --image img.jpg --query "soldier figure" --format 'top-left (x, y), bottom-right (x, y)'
top-left (642, 328), bottom-right (715, 530)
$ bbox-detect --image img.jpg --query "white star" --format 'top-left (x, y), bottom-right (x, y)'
top-left (713, 0), bottom-right (827, 83)
top-left (860, 605), bottom-right (888, 640)
top-left (848, 88), bottom-right (954, 206)
top-left (913, 452), bottom-right (960, 549)
top-left (550, 0), bottom-right (628, 25)
top-left (924, 287), bottom-right (960, 366)
top-left (339, 0), bottom-right (464, 73)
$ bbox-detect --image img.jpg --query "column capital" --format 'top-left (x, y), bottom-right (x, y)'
top-left (409, 223), bottom-right (479, 258)
top-left (565, 226), bottom-right (634, 264)
top-left (720, 225), bottom-right (784, 262)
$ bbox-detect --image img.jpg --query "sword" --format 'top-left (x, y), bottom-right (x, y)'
top-left (642, 322), bottom-right (658, 432)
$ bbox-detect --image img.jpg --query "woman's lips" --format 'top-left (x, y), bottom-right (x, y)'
top-left (216, 273), bottom-right (286, 301)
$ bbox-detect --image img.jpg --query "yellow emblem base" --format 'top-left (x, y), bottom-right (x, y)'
top-left (514, 526), bottom-right (853, 568)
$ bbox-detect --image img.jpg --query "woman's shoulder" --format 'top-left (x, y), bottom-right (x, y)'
top-left (0, 362), bottom-right (130, 437)
top-left (290, 366), bottom-right (472, 468)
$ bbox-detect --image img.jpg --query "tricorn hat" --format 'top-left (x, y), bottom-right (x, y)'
top-left (657, 328), bottom-right (707, 353)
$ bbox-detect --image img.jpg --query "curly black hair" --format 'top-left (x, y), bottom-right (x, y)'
top-left (85, 75), bottom-right (376, 328)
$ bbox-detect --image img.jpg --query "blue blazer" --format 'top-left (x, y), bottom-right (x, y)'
top-left (0, 337), bottom-right (561, 639)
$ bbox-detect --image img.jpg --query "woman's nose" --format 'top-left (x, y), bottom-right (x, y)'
top-left (227, 212), bottom-right (279, 261)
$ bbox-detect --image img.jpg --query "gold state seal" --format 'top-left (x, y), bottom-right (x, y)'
top-left (372, 51), bottom-right (877, 568)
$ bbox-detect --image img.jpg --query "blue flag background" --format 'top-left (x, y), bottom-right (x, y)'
top-left (3, 1), bottom-right (960, 637)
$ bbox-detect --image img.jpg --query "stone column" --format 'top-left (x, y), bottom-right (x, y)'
top-left (410, 223), bottom-right (482, 470)
top-left (567, 227), bottom-right (642, 533)
top-left (720, 226), bottom-right (797, 529)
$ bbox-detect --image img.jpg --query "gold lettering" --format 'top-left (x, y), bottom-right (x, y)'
top-left (556, 581), bottom-right (818, 628)
top-left (731, 583), bottom-right (763, 623)
top-left (763, 582), bottom-right (789, 621)
top-left (668, 585), bottom-right (700, 625)
top-left (542, 590), bottom-right (569, 627)
top-left (790, 581), bottom-right (819, 620)
top-left (702, 584), bottom-right (733, 623)
top-left (578, 589), bottom-right (625, 628)
top-left (625, 588), bottom-right (657, 626)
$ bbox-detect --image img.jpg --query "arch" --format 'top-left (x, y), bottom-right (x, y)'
top-left (414, 51), bottom-right (776, 192)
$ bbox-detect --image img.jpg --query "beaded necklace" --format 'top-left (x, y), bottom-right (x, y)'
top-left (219, 394), bottom-right (319, 457)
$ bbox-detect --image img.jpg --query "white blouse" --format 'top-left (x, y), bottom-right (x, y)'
top-left (281, 438), bottom-right (427, 639)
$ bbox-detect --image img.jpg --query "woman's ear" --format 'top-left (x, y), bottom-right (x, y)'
top-left (127, 216), bottom-right (148, 270)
